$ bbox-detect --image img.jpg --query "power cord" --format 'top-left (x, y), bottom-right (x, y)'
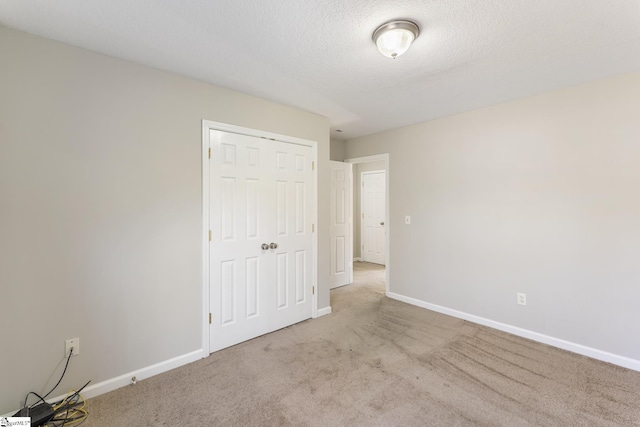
top-left (17, 346), bottom-right (90, 426)
top-left (40, 347), bottom-right (75, 402)
top-left (45, 380), bottom-right (91, 426)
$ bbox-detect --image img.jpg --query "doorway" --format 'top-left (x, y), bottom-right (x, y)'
top-left (345, 154), bottom-right (390, 294)
top-left (361, 170), bottom-right (386, 265)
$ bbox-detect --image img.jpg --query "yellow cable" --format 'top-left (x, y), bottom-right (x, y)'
top-left (45, 389), bottom-right (88, 427)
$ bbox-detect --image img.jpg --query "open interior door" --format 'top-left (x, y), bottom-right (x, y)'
top-left (329, 161), bottom-right (353, 289)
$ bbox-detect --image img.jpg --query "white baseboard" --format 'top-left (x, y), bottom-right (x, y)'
top-left (386, 292), bottom-right (640, 372)
top-left (353, 257), bottom-right (363, 262)
top-left (2, 349), bottom-right (207, 418)
top-left (82, 349), bottom-right (207, 400)
top-left (316, 306), bottom-right (332, 317)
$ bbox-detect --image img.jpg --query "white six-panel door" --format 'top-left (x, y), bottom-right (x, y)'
top-left (208, 130), bottom-right (313, 352)
top-left (361, 170), bottom-right (386, 265)
top-left (268, 140), bottom-right (314, 331)
top-left (329, 161), bottom-right (353, 289)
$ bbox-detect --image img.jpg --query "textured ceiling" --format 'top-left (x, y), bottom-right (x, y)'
top-left (2, 0), bottom-right (640, 140)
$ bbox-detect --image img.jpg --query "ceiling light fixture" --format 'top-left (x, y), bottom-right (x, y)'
top-left (372, 20), bottom-right (420, 59)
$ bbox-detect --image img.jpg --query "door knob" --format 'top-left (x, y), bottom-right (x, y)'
top-left (380, 222), bottom-right (385, 226)
top-left (270, 242), bottom-right (278, 249)
top-left (261, 243), bottom-right (269, 250)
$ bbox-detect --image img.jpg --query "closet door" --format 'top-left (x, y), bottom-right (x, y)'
top-left (267, 140), bottom-right (313, 331)
top-left (209, 131), bottom-right (270, 352)
top-left (208, 130), bottom-right (313, 352)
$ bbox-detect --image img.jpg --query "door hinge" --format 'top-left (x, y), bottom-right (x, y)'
top-left (312, 286), bottom-right (315, 295)
top-left (362, 244), bottom-right (364, 250)
top-left (208, 147), bottom-right (211, 159)
top-left (209, 230), bottom-right (212, 241)
top-left (312, 224), bottom-right (315, 232)
top-left (312, 161), bottom-right (315, 171)
top-left (209, 313), bottom-right (212, 324)
top-left (362, 213), bottom-right (364, 219)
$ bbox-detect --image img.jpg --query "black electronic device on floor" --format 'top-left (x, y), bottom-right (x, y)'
top-left (14, 402), bottom-right (54, 426)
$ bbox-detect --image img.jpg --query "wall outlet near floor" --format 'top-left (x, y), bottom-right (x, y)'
top-left (405, 215), bottom-right (411, 225)
top-left (65, 338), bottom-right (80, 357)
top-left (517, 293), bottom-right (527, 306)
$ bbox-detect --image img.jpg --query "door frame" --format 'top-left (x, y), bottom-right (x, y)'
top-left (360, 169), bottom-right (386, 265)
top-left (345, 154), bottom-right (390, 294)
top-left (202, 120), bottom-right (318, 355)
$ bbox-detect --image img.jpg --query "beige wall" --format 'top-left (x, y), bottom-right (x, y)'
top-left (0, 26), bottom-right (330, 414)
top-left (345, 71), bottom-right (640, 362)
top-left (330, 138), bottom-right (345, 161)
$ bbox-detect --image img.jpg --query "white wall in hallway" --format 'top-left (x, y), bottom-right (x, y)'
top-left (330, 139), bottom-right (345, 161)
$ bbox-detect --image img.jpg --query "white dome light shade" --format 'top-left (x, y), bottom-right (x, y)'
top-left (373, 20), bottom-right (420, 59)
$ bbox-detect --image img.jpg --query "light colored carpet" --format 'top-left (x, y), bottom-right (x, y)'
top-left (86, 262), bottom-right (640, 426)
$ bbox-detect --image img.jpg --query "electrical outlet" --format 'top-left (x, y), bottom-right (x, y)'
top-left (65, 338), bottom-right (80, 357)
top-left (405, 215), bottom-right (411, 225)
top-left (517, 293), bottom-right (527, 306)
